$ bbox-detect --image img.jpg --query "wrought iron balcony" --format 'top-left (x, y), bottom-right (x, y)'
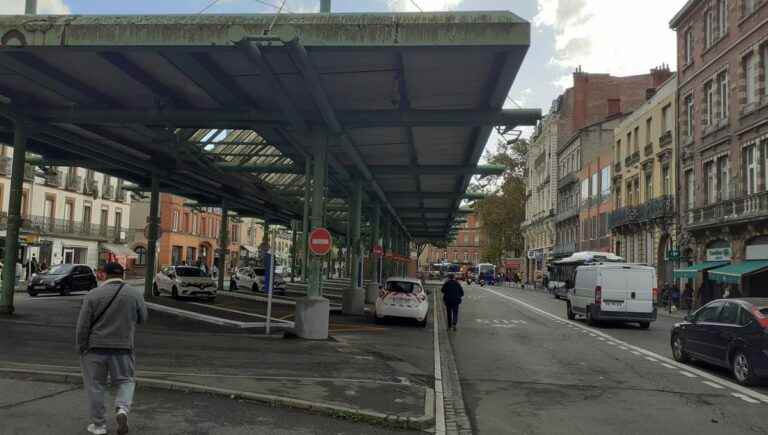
top-left (555, 205), bottom-right (580, 223)
top-left (116, 189), bottom-right (127, 203)
top-left (686, 191), bottom-right (768, 229)
top-left (558, 171), bottom-right (579, 189)
top-left (65, 174), bottom-right (82, 192)
top-left (24, 164), bottom-right (35, 181)
top-left (44, 171), bottom-right (62, 187)
top-left (102, 183), bottom-right (115, 200)
top-left (84, 178), bottom-right (98, 196)
top-left (659, 130), bottom-right (672, 147)
top-left (609, 195), bottom-right (674, 229)
top-left (0, 213), bottom-right (133, 243)
top-left (624, 151), bottom-right (641, 167)
top-left (0, 156), bottom-right (10, 175)
top-left (553, 241), bottom-right (577, 257)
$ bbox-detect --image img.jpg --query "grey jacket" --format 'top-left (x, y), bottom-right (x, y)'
top-left (76, 279), bottom-right (148, 354)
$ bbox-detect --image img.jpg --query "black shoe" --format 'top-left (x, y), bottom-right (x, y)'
top-left (116, 409), bottom-right (129, 434)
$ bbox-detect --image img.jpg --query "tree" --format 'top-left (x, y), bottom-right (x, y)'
top-left (475, 138), bottom-right (529, 265)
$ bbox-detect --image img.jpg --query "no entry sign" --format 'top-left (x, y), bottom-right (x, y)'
top-left (309, 227), bottom-right (332, 256)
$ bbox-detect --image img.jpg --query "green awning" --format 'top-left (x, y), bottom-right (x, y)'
top-left (673, 261), bottom-right (729, 279)
top-left (708, 260), bottom-right (768, 284)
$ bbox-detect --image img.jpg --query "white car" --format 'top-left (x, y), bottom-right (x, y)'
top-left (566, 263), bottom-right (657, 328)
top-left (230, 266), bottom-right (286, 293)
top-left (153, 266), bottom-right (217, 301)
top-left (374, 277), bottom-right (429, 327)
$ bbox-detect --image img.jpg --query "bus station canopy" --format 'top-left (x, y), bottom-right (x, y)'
top-left (0, 11), bottom-right (537, 240)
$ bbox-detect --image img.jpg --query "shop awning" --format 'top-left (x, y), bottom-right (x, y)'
top-left (101, 243), bottom-right (137, 258)
top-left (707, 260), bottom-right (768, 284)
top-left (673, 261), bottom-right (729, 279)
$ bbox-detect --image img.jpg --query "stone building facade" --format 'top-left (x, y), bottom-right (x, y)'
top-left (671, 0), bottom-right (768, 296)
top-left (610, 74), bottom-right (678, 285)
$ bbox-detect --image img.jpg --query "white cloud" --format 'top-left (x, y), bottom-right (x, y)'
top-left (534, 0), bottom-right (686, 80)
top-left (387, 0), bottom-right (461, 12)
top-left (0, 0), bottom-right (70, 14)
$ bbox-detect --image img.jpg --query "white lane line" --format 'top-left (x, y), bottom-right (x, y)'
top-left (645, 357), bottom-right (659, 362)
top-left (479, 288), bottom-right (768, 405)
top-left (679, 371), bottom-right (697, 378)
top-left (732, 393), bottom-right (761, 404)
top-left (619, 346), bottom-right (629, 350)
top-left (702, 381), bottom-right (725, 389)
top-left (433, 291), bottom-right (446, 435)
top-left (631, 351), bottom-right (642, 356)
top-left (661, 363), bottom-right (677, 369)
top-left (606, 341), bottom-right (617, 346)
top-left (597, 337), bottom-right (606, 341)
top-left (188, 302), bottom-right (294, 325)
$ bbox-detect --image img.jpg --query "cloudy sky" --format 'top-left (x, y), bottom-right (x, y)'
top-left (2, 0), bottom-right (688, 136)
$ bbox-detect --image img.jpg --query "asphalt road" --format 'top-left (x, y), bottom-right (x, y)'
top-left (449, 283), bottom-right (768, 435)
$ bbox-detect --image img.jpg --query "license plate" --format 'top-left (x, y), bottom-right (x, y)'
top-left (604, 301), bottom-right (624, 308)
top-left (35, 285), bottom-right (46, 290)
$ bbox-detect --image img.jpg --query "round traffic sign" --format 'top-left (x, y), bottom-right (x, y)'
top-left (308, 228), bottom-right (332, 256)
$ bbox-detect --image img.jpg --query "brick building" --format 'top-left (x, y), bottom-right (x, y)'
top-left (422, 212), bottom-right (482, 266)
top-left (670, 0), bottom-right (768, 297)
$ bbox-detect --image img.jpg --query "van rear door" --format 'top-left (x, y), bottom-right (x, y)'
top-left (599, 268), bottom-right (654, 314)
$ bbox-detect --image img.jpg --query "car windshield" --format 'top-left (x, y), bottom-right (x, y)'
top-left (386, 281), bottom-right (417, 293)
top-left (175, 267), bottom-right (206, 277)
top-left (47, 264), bottom-right (74, 275)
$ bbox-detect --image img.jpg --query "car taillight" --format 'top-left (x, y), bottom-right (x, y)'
top-left (595, 286), bottom-right (602, 304)
top-left (751, 307), bottom-right (768, 329)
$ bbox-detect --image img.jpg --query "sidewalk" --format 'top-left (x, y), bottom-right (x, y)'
top-left (0, 293), bottom-right (436, 430)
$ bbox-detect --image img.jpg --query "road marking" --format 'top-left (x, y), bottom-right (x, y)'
top-left (478, 287), bottom-right (768, 405)
top-left (631, 351), bottom-right (642, 356)
top-left (597, 337), bottom-right (606, 341)
top-left (433, 291), bottom-right (446, 435)
top-left (188, 302), bottom-right (294, 325)
top-left (644, 357), bottom-right (659, 362)
top-left (679, 371), bottom-right (697, 378)
top-left (619, 346), bottom-right (628, 350)
top-left (732, 393), bottom-right (761, 404)
top-left (661, 363), bottom-right (677, 369)
top-left (702, 381), bottom-right (725, 389)
top-left (606, 341), bottom-right (617, 346)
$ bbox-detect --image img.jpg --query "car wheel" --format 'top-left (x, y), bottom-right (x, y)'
top-left (566, 302), bottom-right (575, 320)
top-left (172, 286), bottom-right (179, 299)
top-left (27, 291), bottom-right (38, 297)
top-left (207, 297), bottom-right (217, 303)
top-left (230, 279), bottom-right (237, 291)
top-left (638, 321), bottom-right (650, 329)
top-left (152, 284), bottom-right (160, 297)
top-left (671, 334), bottom-right (690, 363)
top-left (59, 284), bottom-right (71, 296)
top-left (586, 306), bottom-right (596, 326)
top-left (732, 349), bottom-right (758, 386)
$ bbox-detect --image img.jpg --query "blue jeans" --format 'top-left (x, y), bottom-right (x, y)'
top-left (81, 350), bottom-right (135, 426)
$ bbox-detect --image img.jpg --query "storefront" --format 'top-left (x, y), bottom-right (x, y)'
top-left (707, 236), bottom-right (768, 297)
top-left (672, 239), bottom-right (732, 305)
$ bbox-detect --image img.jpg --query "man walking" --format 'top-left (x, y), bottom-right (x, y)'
top-left (76, 262), bottom-right (148, 435)
top-left (441, 273), bottom-right (464, 331)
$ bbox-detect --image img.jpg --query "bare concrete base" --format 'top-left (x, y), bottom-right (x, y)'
top-left (293, 296), bottom-right (330, 340)
top-left (365, 282), bottom-right (380, 304)
top-left (342, 287), bottom-right (366, 315)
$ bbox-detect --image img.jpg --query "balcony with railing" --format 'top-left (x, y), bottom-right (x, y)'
top-left (659, 130), bottom-right (672, 147)
top-left (116, 188), bottom-right (127, 203)
top-left (65, 174), bottom-right (82, 192)
top-left (552, 241), bottom-right (577, 257)
top-left (555, 204), bottom-right (580, 223)
top-left (624, 151), bottom-right (641, 167)
top-left (609, 195), bottom-right (674, 230)
top-left (24, 164), bottom-right (35, 181)
top-left (558, 171), bottom-right (579, 189)
top-left (686, 190), bottom-right (768, 229)
top-left (0, 213), bottom-right (134, 243)
top-left (44, 170), bottom-right (62, 187)
top-left (0, 156), bottom-right (11, 175)
top-left (102, 183), bottom-right (115, 200)
top-left (84, 178), bottom-right (98, 197)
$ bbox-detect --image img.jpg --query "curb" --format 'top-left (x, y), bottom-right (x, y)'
top-left (0, 367), bottom-right (434, 431)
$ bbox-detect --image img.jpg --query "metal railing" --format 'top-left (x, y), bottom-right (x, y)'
top-left (555, 204), bottom-right (580, 223)
top-left (687, 190), bottom-right (768, 229)
top-left (644, 143), bottom-right (653, 157)
top-left (624, 151), bottom-right (641, 167)
top-left (102, 183), bottom-right (115, 200)
top-left (553, 241), bottom-right (577, 257)
top-left (609, 195), bottom-right (674, 229)
top-left (44, 171), bottom-right (62, 187)
top-left (65, 174), bottom-right (82, 192)
top-left (558, 171), bottom-right (579, 189)
top-left (116, 189), bottom-right (127, 202)
top-left (0, 213), bottom-right (133, 242)
top-left (659, 130), bottom-right (672, 147)
top-left (0, 156), bottom-right (10, 175)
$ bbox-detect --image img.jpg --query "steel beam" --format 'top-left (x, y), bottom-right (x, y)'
top-left (161, 52), bottom-right (247, 107)
top-left (349, 179), bottom-right (362, 291)
top-left (395, 207), bottom-right (474, 214)
top-left (387, 192), bottom-right (489, 200)
top-left (370, 164), bottom-right (505, 176)
top-left (215, 162), bottom-right (300, 174)
top-left (0, 120), bottom-right (26, 315)
top-left (218, 205), bottom-right (229, 291)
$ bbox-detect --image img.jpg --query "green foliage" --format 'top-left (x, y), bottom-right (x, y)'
top-left (475, 138), bottom-right (529, 264)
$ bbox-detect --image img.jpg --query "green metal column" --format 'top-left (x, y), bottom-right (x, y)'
top-left (143, 174), bottom-right (160, 299)
top-left (307, 140), bottom-right (327, 298)
top-left (301, 160), bottom-right (311, 282)
top-left (218, 206), bottom-right (229, 291)
top-left (383, 217), bottom-right (391, 280)
top-left (371, 204), bottom-right (381, 283)
top-left (0, 121), bottom-right (27, 315)
top-left (349, 179), bottom-right (362, 289)
top-left (260, 219), bottom-right (270, 259)
top-left (290, 220), bottom-right (297, 283)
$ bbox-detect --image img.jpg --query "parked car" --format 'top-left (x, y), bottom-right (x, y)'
top-left (27, 263), bottom-right (97, 296)
top-left (230, 266), bottom-right (286, 294)
top-left (154, 266), bottom-right (217, 301)
top-left (671, 298), bottom-right (768, 386)
top-left (566, 263), bottom-right (657, 328)
top-left (374, 277), bottom-right (429, 327)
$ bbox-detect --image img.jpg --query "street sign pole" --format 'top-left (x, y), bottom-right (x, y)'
top-left (264, 252), bottom-right (274, 335)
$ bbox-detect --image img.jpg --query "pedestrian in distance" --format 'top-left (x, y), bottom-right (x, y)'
top-left (76, 262), bottom-right (148, 435)
top-left (441, 273), bottom-right (464, 331)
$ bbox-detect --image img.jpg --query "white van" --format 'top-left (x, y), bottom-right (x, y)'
top-left (566, 263), bottom-right (657, 329)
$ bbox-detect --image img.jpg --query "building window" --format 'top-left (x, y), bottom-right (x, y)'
top-left (705, 80), bottom-right (715, 125)
top-left (600, 166), bottom-right (611, 197)
top-left (684, 94), bottom-right (694, 140)
top-left (705, 7), bottom-right (714, 48)
top-left (745, 144), bottom-right (758, 195)
top-left (763, 44), bottom-right (768, 96)
top-left (625, 181), bottom-right (633, 206)
top-left (644, 172), bottom-right (653, 201)
top-left (591, 172), bottom-right (598, 198)
top-left (615, 185), bottom-right (622, 209)
top-left (633, 126), bottom-right (640, 152)
top-left (743, 0), bottom-right (756, 16)
top-left (615, 139), bottom-right (622, 163)
top-left (135, 247), bottom-right (146, 266)
top-left (662, 165), bottom-right (671, 196)
top-left (661, 104), bottom-right (672, 133)
top-left (685, 170), bottom-right (694, 209)
top-left (626, 131), bottom-right (632, 155)
top-left (172, 246), bottom-right (182, 265)
top-left (745, 53), bottom-right (758, 105)
top-left (172, 210), bottom-right (180, 232)
top-left (684, 28), bottom-right (694, 64)
top-left (705, 161), bottom-right (716, 204)
top-left (581, 179), bottom-right (589, 203)
top-left (717, 70), bottom-right (729, 120)
top-left (717, 156), bottom-right (730, 200)
top-left (645, 117), bottom-right (653, 146)
top-left (186, 247), bottom-right (196, 264)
